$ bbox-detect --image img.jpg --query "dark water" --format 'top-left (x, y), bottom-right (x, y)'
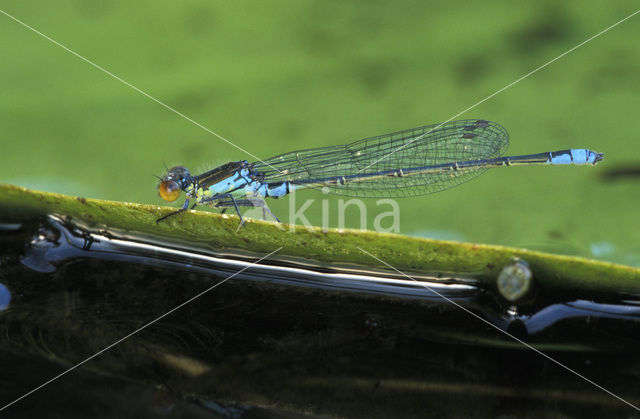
top-left (0, 215), bottom-right (639, 418)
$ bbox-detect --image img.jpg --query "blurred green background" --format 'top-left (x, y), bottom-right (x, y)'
top-left (1, 1), bottom-right (639, 266)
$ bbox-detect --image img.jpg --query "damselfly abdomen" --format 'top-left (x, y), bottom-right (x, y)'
top-left (157, 119), bottom-right (603, 224)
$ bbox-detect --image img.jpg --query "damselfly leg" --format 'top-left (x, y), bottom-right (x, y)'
top-left (214, 198), bottom-right (280, 222)
top-left (203, 194), bottom-right (280, 224)
top-left (156, 197), bottom-right (190, 223)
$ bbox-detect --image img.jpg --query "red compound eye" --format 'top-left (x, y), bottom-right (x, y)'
top-left (158, 180), bottom-right (181, 202)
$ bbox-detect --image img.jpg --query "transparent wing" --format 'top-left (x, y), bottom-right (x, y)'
top-left (252, 119), bottom-right (509, 198)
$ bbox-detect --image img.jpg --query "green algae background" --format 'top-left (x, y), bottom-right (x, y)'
top-left (1, 1), bottom-right (639, 265)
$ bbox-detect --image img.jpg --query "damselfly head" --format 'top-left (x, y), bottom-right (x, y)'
top-left (158, 166), bottom-right (191, 202)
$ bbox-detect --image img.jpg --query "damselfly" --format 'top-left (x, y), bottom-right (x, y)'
top-left (157, 119), bottom-right (603, 224)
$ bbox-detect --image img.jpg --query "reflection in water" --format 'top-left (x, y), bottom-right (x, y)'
top-left (0, 283), bottom-right (10, 311)
top-left (19, 215), bottom-right (478, 300)
top-left (1, 215), bottom-right (640, 417)
top-left (525, 300), bottom-right (640, 335)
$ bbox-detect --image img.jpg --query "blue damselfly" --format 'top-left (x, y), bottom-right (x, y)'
top-left (157, 119), bottom-right (603, 224)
